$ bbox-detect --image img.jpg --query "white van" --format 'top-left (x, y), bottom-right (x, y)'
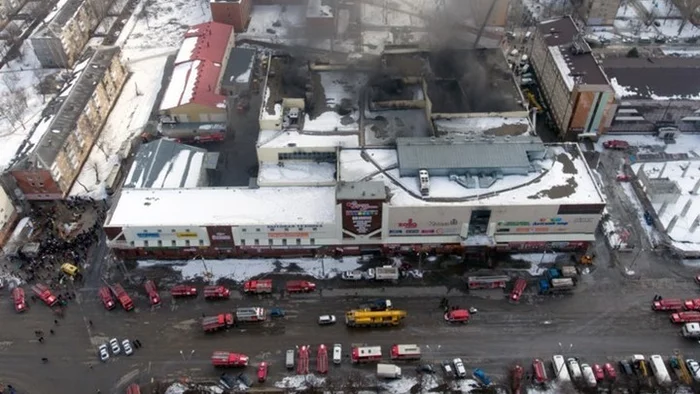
top-left (552, 355), bottom-right (571, 382)
top-left (285, 349), bottom-right (295, 369)
top-left (649, 355), bottom-right (671, 385)
top-left (580, 364), bottom-right (597, 388)
top-left (567, 358), bottom-right (582, 380)
top-left (333, 344), bottom-right (342, 365)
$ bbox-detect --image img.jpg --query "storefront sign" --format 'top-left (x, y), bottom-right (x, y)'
top-left (176, 232), bottom-right (198, 238)
top-left (207, 226), bottom-right (234, 247)
top-left (269, 232), bottom-right (309, 238)
top-left (342, 200), bottom-right (382, 237)
top-left (136, 232), bottom-right (160, 239)
top-left (498, 218), bottom-right (569, 228)
top-left (389, 218), bottom-right (460, 236)
top-left (211, 233), bottom-right (232, 241)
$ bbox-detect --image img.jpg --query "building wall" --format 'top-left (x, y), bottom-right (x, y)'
top-left (566, 86), bottom-right (616, 137)
top-left (10, 169), bottom-right (63, 200)
top-left (530, 36), bottom-right (573, 138)
top-left (0, 184), bottom-right (18, 248)
top-left (578, 0), bottom-right (621, 25)
top-left (162, 102), bottom-right (227, 123)
top-left (210, 0), bottom-right (251, 32)
top-left (31, 0), bottom-right (107, 68)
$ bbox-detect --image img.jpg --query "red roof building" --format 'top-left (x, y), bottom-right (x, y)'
top-left (160, 22), bottom-right (234, 113)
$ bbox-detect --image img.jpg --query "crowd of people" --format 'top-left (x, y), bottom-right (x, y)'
top-left (4, 197), bottom-right (107, 287)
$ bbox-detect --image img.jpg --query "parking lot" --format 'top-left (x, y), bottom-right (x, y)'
top-left (2, 247), bottom-right (700, 393)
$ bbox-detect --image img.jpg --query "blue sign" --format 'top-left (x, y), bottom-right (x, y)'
top-left (136, 232), bottom-right (160, 238)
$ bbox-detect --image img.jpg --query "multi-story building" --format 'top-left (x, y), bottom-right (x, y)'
top-left (576, 0), bottom-right (622, 25)
top-left (30, 0), bottom-right (108, 68)
top-left (158, 21), bottom-right (235, 142)
top-left (0, 183), bottom-right (18, 249)
top-left (10, 48), bottom-right (127, 200)
top-left (530, 16), bottom-right (618, 140)
top-left (210, 0), bottom-right (251, 32)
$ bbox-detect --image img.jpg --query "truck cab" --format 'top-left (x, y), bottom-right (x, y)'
top-left (682, 322), bottom-right (700, 338)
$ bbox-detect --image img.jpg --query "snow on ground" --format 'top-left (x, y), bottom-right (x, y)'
top-left (0, 42), bottom-right (57, 170)
top-left (656, 19), bottom-right (700, 38)
top-left (663, 49), bottom-right (700, 57)
top-left (70, 0), bottom-right (212, 197)
top-left (620, 182), bottom-right (661, 246)
top-left (274, 374), bottom-right (326, 389)
top-left (303, 71), bottom-right (368, 132)
top-left (257, 161), bottom-right (336, 186)
top-left (616, 2), bottom-right (640, 18)
top-left (138, 256), bottom-right (364, 281)
top-left (509, 253), bottom-right (563, 276)
top-left (638, 0), bottom-right (682, 18)
top-left (601, 207), bottom-right (630, 249)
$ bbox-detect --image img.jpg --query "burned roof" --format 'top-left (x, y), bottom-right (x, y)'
top-left (221, 47), bottom-right (256, 87)
top-left (537, 17), bottom-right (608, 86)
top-left (602, 56), bottom-right (700, 100)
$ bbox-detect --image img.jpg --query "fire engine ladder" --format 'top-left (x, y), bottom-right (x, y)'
top-left (673, 350), bottom-right (692, 385)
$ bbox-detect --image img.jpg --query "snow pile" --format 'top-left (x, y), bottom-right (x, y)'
top-left (380, 377), bottom-right (417, 393)
top-left (138, 257), bottom-right (365, 281)
top-left (510, 253), bottom-right (563, 276)
top-left (610, 77), bottom-right (638, 98)
top-left (274, 374), bottom-right (326, 389)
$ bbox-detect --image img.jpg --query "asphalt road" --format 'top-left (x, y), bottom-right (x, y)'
top-left (2, 253), bottom-right (700, 394)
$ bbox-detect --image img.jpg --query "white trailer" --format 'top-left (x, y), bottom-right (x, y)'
top-left (377, 363), bottom-right (402, 379)
top-left (374, 266), bottom-right (400, 281)
top-left (650, 355), bottom-right (672, 385)
top-left (552, 355), bottom-right (571, 382)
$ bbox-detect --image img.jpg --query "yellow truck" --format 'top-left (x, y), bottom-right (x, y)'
top-left (345, 310), bottom-right (407, 327)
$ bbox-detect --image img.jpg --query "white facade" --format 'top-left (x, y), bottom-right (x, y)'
top-left (123, 226), bottom-right (211, 248)
top-left (233, 223), bottom-right (339, 248)
top-left (0, 186), bottom-right (16, 232)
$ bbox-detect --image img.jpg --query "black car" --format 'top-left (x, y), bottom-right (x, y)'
top-left (238, 373), bottom-right (253, 388)
top-left (619, 360), bottom-right (634, 375)
top-left (416, 364), bottom-right (436, 374)
top-left (442, 360), bottom-right (456, 378)
top-left (219, 373), bottom-right (236, 390)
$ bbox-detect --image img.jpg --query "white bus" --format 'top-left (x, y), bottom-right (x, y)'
top-left (649, 355), bottom-right (671, 385)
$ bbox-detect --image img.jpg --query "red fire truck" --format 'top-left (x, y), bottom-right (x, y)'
top-left (532, 359), bottom-right (548, 384)
top-left (111, 283), bottom-right (134, 311)
top-left (204, 285), bottom-right (230, 300)
top-left (211, 351), bottom-right (249, 367)
top-left (98, 286), bottom-right (116, 310)
top-left (351, 346), bottom-right (382, 363)
top-left (244, 279), bottom-right (273, 294)
top-left (202, 313), bottom-right (235, 332)
top-left (12, 287), bottom-right (26, 313)
top-left (297, 345), bottom-right (310, 375)
top-left (170, 284), bottom-right (198, 297)
top-left (467, 276), bottom-right (509, 290)
top-left (126, 383), bottom-right (141, 394)
top-left (651, 298), bottom-right (684, 311)
top-left (685, 298), bottom-right (700, 311)
top-left (444, 309), bottom-right (470, 323)
top-left (510, 278), bottom-right (527, 303)
top-left (671, 311), bottom-right (700, 324)
top-left (317, 344), bottom-right (328, 374)
top-left (390, 344), bottom-right (421, 361)
top-left (31, 284), bottom-right (58, 307)
top-left (144, 280), bottom-right (161, 306)
top-left (286, 280), bottom-right (316, 293)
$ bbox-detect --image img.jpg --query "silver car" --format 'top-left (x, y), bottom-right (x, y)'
top-left (98, 344), bottom-right (110, 362)
top-left (109, 338), bottom-right (121, 355)
top-left (453, 358), bottom-right (467, 378)
top-left (318, 315), bottom-right (336, 325)
top-left (122, 339), bottom-right (133, 356)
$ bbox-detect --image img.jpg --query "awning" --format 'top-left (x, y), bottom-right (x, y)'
top-left (495, 233), bottom-right (596, 243)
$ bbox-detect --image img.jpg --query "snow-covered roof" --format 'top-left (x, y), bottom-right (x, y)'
top-left (124, 139), bottom-right (207, 189)
top-left (339, 145), bottom-right (605, 207)
top-left (257, 129), bottom-right (359, 149)
top-left (633, 160), bottom-right (700, 245)
top-left (257, 161), bottom-right (336, 186)
top-left (604, 57), bottom-right (700, 100)
top-left (433, 116), bottom-right (531, 136)
top-left (303, 71), bottom-right (367, 133)
top-left (106, 187), bottom-right (337, 227)
top-left (159, 60), bottom-right (227, 111)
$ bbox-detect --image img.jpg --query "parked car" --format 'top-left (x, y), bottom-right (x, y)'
top-left (257, 362), bottom-right (268, 383)
top-left (109, 338), bottom-right (120, 355)
top-left (453, 358), bottom-right (467, 378)
top-left (442, 360), bottom-right (456, 378)
top-left (122, 339), bottom-right (133, 356)
top-left (333, 344), bottom-right (342, 365)
top-left (270, 308), bottom-right (285, 318)
top-left (237, 373), bottom-right (252, 388)
top-left (619, 360), bottom-right (634, 375)
top-left (98, 344), bottom-right (110, 362)
top-left (342, 271), bottom-right (363, 280)
top-left (318, 315), bottom-right (336, 325)
top-left (686, 359), bottom-right (700, 382)
top-left (604, 363), bottom-right (617, 380)
top-left (416, 364), bottom-right (436, 374)
top-left (592, 364), bottom-right (605, 381)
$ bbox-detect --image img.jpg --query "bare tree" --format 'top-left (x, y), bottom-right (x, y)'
top-left (91, 161), bottom-right (101, 184)
top-left (0, 89), bottom-right (28, 130)
top-left (94, 138), bottom-right (110, 157)
top-left (2, 71), bottom-right (21, 93)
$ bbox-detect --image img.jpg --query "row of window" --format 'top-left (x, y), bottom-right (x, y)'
top-left (278, 152), bottom-right (337, 162)
top-left (240, 238), bottom-right (315, 246)
top-left (133, 238), bottom-right (317, 248)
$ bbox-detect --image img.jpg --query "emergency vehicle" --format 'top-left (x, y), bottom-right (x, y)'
top-left (390, 344), bottom-right (421, 361)
top-left (351, 346), bottom-right (382, 363)
top-left (12, 287), bottom-right (26, 313)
